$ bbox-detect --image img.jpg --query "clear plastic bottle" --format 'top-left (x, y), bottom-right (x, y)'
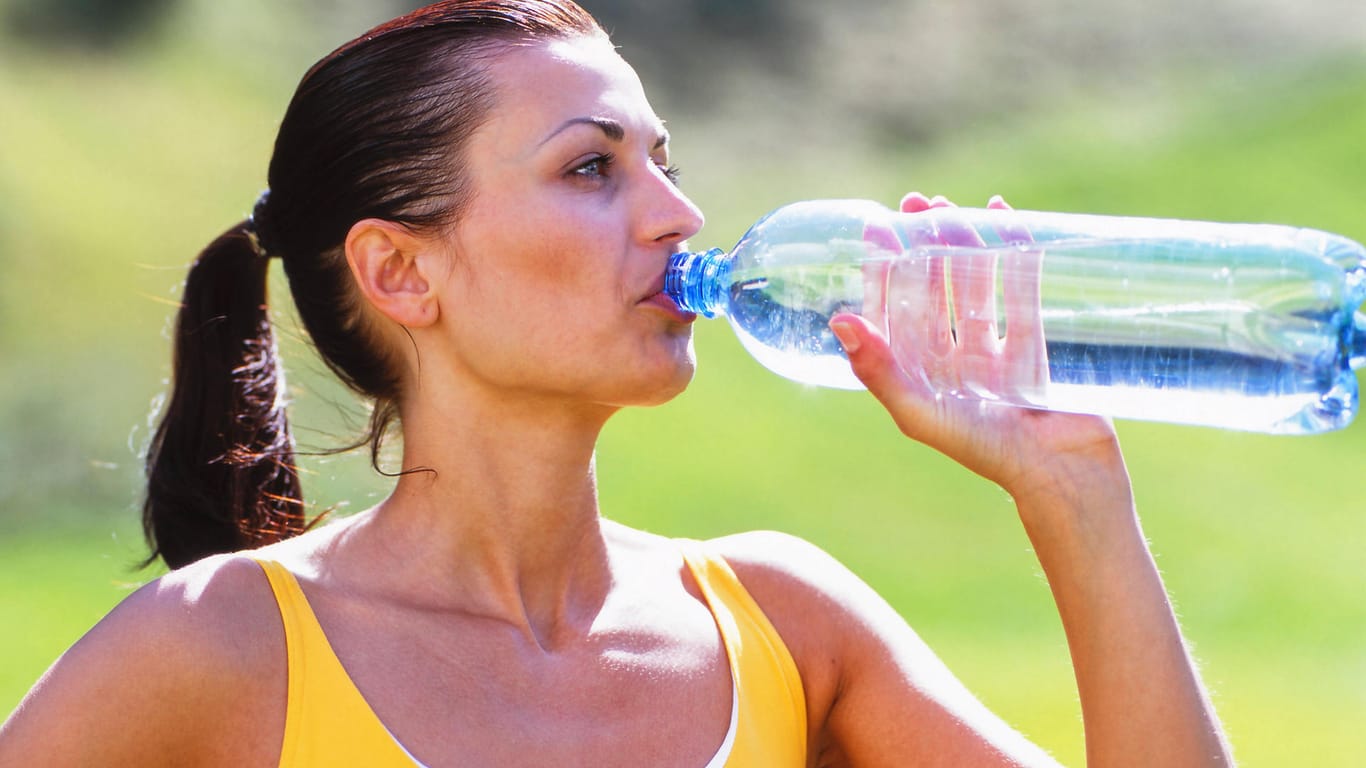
top-left (665, 199), bottom-right (1366, 434)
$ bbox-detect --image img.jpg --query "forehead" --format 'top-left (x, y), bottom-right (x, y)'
top-left (479, 36), bottom-right (660, 147)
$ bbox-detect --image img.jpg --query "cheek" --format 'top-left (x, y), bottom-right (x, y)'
top-left (492, 205), bottom-right (621, 288)
top-left (442, 263), bottom-right (620, 380)
top-left (460, 208), bottom-right (608, 302)
top-left (440, 199), bottom-right (640, 378)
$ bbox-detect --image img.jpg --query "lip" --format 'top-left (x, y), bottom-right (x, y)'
top-left (638, 286), bottom-right (697, 323)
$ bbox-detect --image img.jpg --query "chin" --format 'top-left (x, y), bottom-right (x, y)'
top-left (610, 352), bottom-right (696, 409)
top-left (648, 362), bottom-right (696, 405)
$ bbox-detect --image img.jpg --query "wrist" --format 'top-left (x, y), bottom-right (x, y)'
top-left (1009, 451), bottom-right (1140, 562)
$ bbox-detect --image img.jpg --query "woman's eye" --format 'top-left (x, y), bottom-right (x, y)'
top-left (571, 153), bottom-right (614, 179)
top-left (567, 154), bottom-right (680, 187)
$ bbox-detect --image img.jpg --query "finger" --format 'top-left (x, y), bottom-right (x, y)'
top-left (898, 197), bottom-right (997, 395)
top-left (887, 251), bottom-right (956, 392)
top-left (988, 194), bottom-right (1033, 246)
top-left (897, 192), bottom-right (945, 251)
top-left (913, 198), bottom-right (999, 396)
top-left (830, 307), bottom-right (928, 396)
top-left (888, 194), bottom-right (966, 388)
top-left (987, 195), bottom-right (1048, 400)
top-left (1000, 246), bottom-right (1048, 401)
top-left (946, 240), bottom-right (999, 366)
top-left (927, 197), bottom-right (986, 247)
top-left (900, 191), bottom-right (933, 213)
top-left (860, 221), bottom-right (902, 334)
top-left (1000, 247), bottom-right (1044, 352)
top-left (829, 312), bottom-right (938, 433)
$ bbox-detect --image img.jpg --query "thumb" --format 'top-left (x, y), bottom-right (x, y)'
top-left (829, 313), bottom-right (969, 458)
top-left (829, 312), bottom-right (922, 404)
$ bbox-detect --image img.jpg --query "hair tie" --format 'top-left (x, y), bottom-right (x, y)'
top-left (246, 188), bottom-right (274, 259)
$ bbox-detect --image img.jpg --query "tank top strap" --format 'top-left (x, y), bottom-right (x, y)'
top-left (678, 540), bottom-right (808, 767)
top-left (252, 559), bottom-right (420, 767)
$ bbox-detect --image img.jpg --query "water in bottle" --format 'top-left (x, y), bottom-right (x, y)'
top-left (664, 199), bottom-right (1366, 434)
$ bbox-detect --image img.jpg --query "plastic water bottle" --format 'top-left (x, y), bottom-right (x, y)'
top-left (665, 199), bottom-right (1366, 434)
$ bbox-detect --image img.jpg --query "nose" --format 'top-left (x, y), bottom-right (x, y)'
top-left (640, 165), bottom-right (705, 247)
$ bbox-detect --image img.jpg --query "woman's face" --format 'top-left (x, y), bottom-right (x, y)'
top-left (431, 35), bottom-right (705, 410)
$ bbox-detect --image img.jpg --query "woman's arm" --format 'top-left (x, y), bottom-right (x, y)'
top-left (1013, 450), bottom-right (1232, 767)
top-left (0, 556), bottom-right (285, 767)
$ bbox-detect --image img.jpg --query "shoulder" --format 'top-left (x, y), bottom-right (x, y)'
top-left (0, 554), bottom-right (285, 766)
top-left (701, 531), bottom-right (903, 723)
top-left (704, 529), bottom-right (885, 624)
top-left (706, 530), bottom-right (955, 672)
top-left (86, 553), bottom-right (284, 671)
top-left (706, 531), bottom-right (1031, 762)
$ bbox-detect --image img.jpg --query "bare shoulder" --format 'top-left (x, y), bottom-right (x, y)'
top-left (703, 531), bottom-right (900, 726)
top-left (129, 552), bottom-right (284, 664)
top-left (0, 553), bottom-right (285, 767)
top-left (706, 529), bottom-right (969, 677)
top-left (705, 529), bottom-right (885, 624)
top-left (95, 552), bottom-right (283, 676)
top-left (708, 531), bottom-right (1060, 766)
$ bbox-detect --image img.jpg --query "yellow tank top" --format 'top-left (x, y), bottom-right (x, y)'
top-left (254, 542), bottom-right (806, 767)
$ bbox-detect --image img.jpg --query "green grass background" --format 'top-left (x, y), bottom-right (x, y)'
top-left (1, 21), bottom-right (1364, 767)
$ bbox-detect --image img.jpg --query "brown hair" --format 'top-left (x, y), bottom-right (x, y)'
top-left (143, 0), bottom-right (606, 569)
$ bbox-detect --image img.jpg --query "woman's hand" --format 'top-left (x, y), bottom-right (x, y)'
top-left (829, 192), bottom-right (1234, 766)
top-left (833, 191), bottom-right (1125, 514)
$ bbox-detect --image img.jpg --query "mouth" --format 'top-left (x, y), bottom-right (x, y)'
top-left (638, 277), bottom-right (696, 323)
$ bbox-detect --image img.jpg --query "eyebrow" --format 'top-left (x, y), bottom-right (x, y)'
top-left (541, 116), bottom-right (670, 150)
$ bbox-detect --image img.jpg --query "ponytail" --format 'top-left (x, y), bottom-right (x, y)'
top-left (142, 224), bottom-right (306, 569)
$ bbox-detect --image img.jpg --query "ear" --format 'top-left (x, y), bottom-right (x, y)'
top-left (344, 219), bottom-right (439, 328)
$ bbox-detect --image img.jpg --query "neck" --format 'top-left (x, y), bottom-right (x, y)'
top-left (355, 387), bottom-right (620, 649)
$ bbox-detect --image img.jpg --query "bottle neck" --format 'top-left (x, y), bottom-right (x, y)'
top-left (1346, 265), bottom-right (1366, 370)
top-left (1350, 311), bottom-right (1366, 371)
top-left (665, 248), bottom-right (730, 318)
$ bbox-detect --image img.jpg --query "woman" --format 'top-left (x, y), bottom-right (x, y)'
top-left (0, 1), bottom-right (1233, 765)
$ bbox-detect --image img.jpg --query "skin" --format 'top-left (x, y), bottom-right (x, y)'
top-left (0, 35), bottom-right (1234, 767)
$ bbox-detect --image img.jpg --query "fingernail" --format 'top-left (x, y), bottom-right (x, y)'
top-left (830, 320), bottom-right (860, 354)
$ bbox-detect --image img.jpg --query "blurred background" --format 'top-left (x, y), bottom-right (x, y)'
top-left (1, 0), bottom-right (1364, 763)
